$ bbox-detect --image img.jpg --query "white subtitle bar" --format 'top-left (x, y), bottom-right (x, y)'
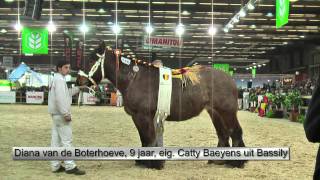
top-left (12, 147), bottom-right (290, 161)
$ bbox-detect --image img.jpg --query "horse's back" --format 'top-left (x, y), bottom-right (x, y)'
top-left (200, 68), bottom-right (238, 112)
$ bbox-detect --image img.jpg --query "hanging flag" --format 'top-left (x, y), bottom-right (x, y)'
top-left (64, 33), bottom-right (73, 64)
top-left (213, 64), bottom-right (230, 74)
top-left (74, 40), bottom-right (84, 71)
top-left (22, 27), bottom-right (48, 54)
top-left (252, 68), bottom-right (256, 78)
top-left (229, 70), bottom-right (234, 76)
top-left (276, 0), bottom-right (290, 28)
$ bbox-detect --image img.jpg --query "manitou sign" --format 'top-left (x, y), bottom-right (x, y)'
top-left (143, 36), bottom-right (183, 50)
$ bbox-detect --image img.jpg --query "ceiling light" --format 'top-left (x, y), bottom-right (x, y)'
top-left (253, 62), bottom-right (256, 65)
top-left (246, 68), bottom-right (249, 70)
top-left (249, 67), bottom-right (252, 69)
top-left (247, 3), bottom-right (255, 10)
top-left (98, 8), bottom-right (106, 13)
top-left (5, 0), bottom-right (14, 2)
top-left (182, 10), bottom-right (190, 15)
top-left (223, 28), bottom-right (229, 33)
top-left (14, 22), bottom-right (23, 32)
top-left (263, 64), bottom-right (266, 66)
top-left (258, 65), bottom-right (262, 67)
top-left (175, 23), bottom-right (185, 36)
top-left (300, 35), bottom-right (305, 38)
top-left (54, 51), bottom-right (59, 54)
top-left (63, 30), bottom-right (69, 34)
top-left (233, 16), bottom-right (240, 23)
top-left (227, 23), bottom-right (234, 28)
top-left (145, 24), bottom-right (154, 34)
top-left (107, 21), bottom-right (113, 25)
top-left (112, 24), bottom-right (121, 34)
top-left (250, 25), bottom-right (256, 28)
top-left (47, 21), bottom-right (56, 33)
top-left (266, 12), bottom-right (273, 17)
top-left (208, 26), bottom-right (217, 36)
top-left (239, 9), bottom-right (246, 17)
top-left (0, 29), bottom-right (7, 33)
top-left (238, 34), bottom-right (245, 37)
top-left (79, 23), bottom-right (89, 33)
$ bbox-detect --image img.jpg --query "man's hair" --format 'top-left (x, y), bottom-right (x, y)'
top-left (56, 60), bottom-right (70, 71)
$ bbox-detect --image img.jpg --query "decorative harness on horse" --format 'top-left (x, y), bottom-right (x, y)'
top-left (78, 52), bottom-right (105, 87)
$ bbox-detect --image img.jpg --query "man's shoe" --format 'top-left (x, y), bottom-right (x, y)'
top-left (65, 167), bottom-right (86, 175)
top-left (53, 166), bottom-right (65, 173)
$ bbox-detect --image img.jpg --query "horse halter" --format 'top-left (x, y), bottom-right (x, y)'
top-left (78, 51), bottom-right (106, 90)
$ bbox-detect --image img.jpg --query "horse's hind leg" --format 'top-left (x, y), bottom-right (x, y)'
top-left (220, 111), bottom-right (247, 168)
top-left (131, 113), bottom-right (165, 170)
top-left (206, 108), bottom-right (230, 165)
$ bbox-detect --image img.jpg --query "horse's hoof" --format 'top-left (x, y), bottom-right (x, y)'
top-left (146, 160), bottom-right (165, 170)
top-left (135, 160), bottom-right (165, 170)
top-left (207, 160), bottom-right (226, 165)
top-left (225, 160), bottom-right (247, 168)
top-left (135, 160), bottom-right (146, 167)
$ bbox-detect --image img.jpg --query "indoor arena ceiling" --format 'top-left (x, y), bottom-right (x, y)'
top-left (0, 0), bottom-right (320, 68)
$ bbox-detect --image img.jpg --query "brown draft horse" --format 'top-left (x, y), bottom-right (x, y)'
top-left (76, 41), bottom-right (247, 169)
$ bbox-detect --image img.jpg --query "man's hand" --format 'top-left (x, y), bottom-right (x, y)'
top-left (64, 114), bottom-right (72, 122)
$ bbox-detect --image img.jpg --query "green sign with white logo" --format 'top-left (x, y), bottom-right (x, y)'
top-left (276, 0), bottom-right (290, 28)
top-left (22, 28), bottom-right (48, 54)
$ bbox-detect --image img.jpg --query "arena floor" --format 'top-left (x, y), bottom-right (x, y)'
top-left (0, 104), bottom-right (317, 180)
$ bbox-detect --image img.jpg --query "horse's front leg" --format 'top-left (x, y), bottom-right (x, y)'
top-left (132, 113), bottom-right (165, 170)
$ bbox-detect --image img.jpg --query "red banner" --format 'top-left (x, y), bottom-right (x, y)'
top-left (75, 40), bottom-right (84, 71)
top-left (64, 34), bottom-right (72, 64)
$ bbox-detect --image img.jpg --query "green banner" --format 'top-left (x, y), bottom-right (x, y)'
top-left (22, 28), bottom-right (48, 54)
top-left (0, 80), bottom-right (15, 87)
top-left (213, 64), bottom-right (230, 74)
top-left (252, 68), bottom-right (256, 78)
top-left (276, 0), bottom-right (290, 28)
top-left (229, 70), bottom-right (234, 76)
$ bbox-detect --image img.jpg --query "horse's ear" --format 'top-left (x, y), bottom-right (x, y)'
top-left (99, 41), bottom-right (105, 48)
top-left (96, 41), bottom-right (106, 54)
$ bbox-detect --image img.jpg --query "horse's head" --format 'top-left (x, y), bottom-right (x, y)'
top-left (76, 41), bottom-right (106, 87)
